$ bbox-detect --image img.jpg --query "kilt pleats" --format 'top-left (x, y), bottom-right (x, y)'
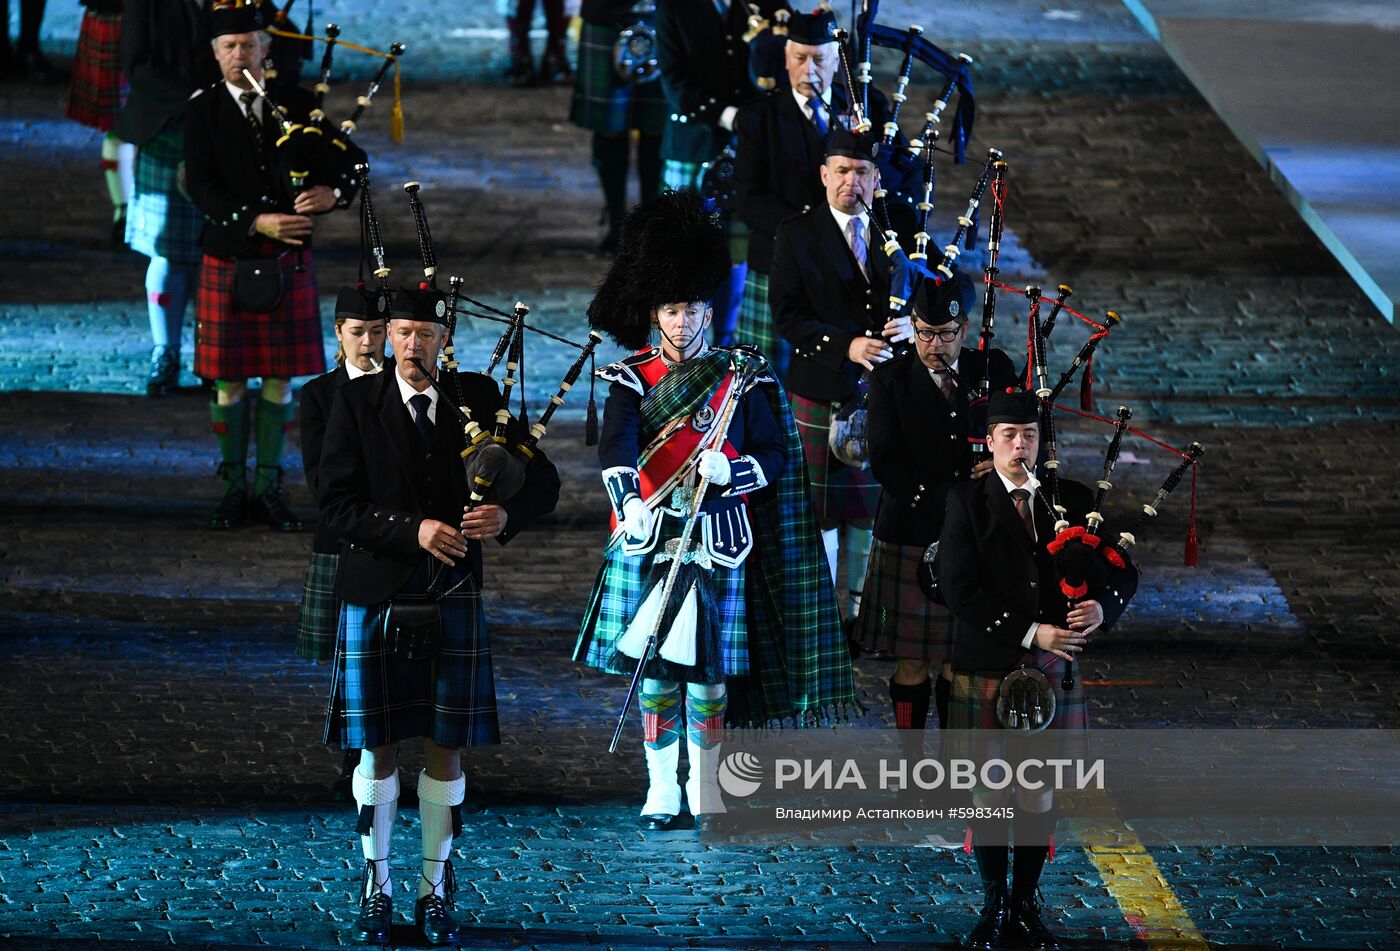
top-left (194, 247), bottom-right (326, 380)
top-left (790, 392), bottom-right (881, 522)
top-left (855, 538), bottom-right (952, 661)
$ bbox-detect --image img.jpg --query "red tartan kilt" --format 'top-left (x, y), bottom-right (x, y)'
top-left (195, 248), bottom-right (327, 381)
top-left (66, 12), bottom-right (127, 131)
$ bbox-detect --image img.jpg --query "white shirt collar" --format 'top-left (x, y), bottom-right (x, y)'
top-left (345, 360), bottom-right (375, 380)
top-left (996, 467), bottom-right (1036, 500)
top-left (926, 357), bottom-right (960, 380)
top-left (792, 85), bottom-right (834, 117)
top-left (394, 365), bottom-right (438, 423)
top-left (225, 81), bottom-right (262, 115)
top-left (828, 205), bottom-right (868, 235)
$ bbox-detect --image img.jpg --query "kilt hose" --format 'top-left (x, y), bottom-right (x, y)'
top-left (789, 392), bottom-right (881, 523)
top-left (194, 245), bottom-right (326, 381)
top-left (296, 550), bottom-right (339, 662)
top-left (855, 538), bottom-right (953, 661)
top-left (126, 122), bottom-right (203, 265)
top-left (569, 21), bottom-right (667, 135)
top-left (66, 11), bottom-right (126, 131)
top-left (324, 570), bottom-right (500, 751)
top-left (733, 270), bottom-right (788, 380)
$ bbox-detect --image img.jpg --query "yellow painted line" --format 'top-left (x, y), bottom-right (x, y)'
top-left (1071, 791), bottom-right (1210, 949)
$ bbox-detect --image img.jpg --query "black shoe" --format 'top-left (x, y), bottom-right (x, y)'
top-left (209, 480), bottom-right (246, 530)
top-left (414, 890), bottom-right (461, 945)
top-left (351, 890), bottom-right (392, 944)
top-left (639, 813), bottom-right (678, 831)
top-left (251, 480), bottom-right (303, 532)
top-left (965, 882), bottom-right (1009, 950)
top-left (145, 345), bottom-right (179, 397)
top-left (692, 813), bottom-right (731, 833)
top-left (1004, 894), bottom-right (1062, 950)
top-left (539, 48), bottom-right (573, 85)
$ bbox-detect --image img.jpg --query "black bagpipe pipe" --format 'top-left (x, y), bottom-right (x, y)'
top-left (1105, 441), bottom-right (1205, 570)
top-left (402, 180), bottom-right (438, 288)
top-left (341, 42), bottom-right (406, 139)
top-left (855, 0), bottom-right (976, 163)
top-left (240, 69), bottom-right (314, 200)
top-left (968, 156), bottom-right (1008, 465)
top-left (935, 146), bottom-right (1001, 279)
top-left (1048, 308), bottom-right (1121, 408)
top-left (1039, 283), bottom-right (1073, 340)
top-left (353, 162), bottom-right (392, 308)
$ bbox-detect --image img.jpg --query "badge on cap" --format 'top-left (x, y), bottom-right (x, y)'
top-left (948, 300), bottom-right (960, 318)
top-left (376, 294), bottom-right (387, 313)
top-left (435, 300), bottom-right (447, 318)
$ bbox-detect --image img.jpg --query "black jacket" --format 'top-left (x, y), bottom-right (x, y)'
top-left (940, 475), bottom-right (1137, 674)
top-left (317, 369), bottom-right (561, 606)
top-left (867, 348), bottom-right (1018, 547)
top-left (183, 80), bottom-right (358, 258)
top-left (115, 0), bottom-right (212, 146)
top-left (656, 0), bottom-right (769, 164)
top-left (734, 84), bottom-right (902, 272)
top-left (769, 202), bottom-right (917, 403)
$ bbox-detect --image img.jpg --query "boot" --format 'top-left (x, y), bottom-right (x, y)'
top-left (538, 0), bottom-right (572, 84)
top-left (146, 344), bottom-right (179, 397)
top-left (966, 845), bottom-right (1010, 950)
top-left (504, 8), bottom-right (536, 86)
top-left (251, 399), bottom-right (302, 531)
top-left (1007, 815), bottom-right (1059, 950)
top-left (350, 767), bottom-right (398, 945)
top-left (639, 679), bottom-right (682, 829)
top-left (1005, 889), bottom-right (1062, 950)
top-left (684, 683), bottom-right (728, 831)
top-left (209, 401), bottom-right (249, 530)
top-left (416, 772), bottom-right (464, 945)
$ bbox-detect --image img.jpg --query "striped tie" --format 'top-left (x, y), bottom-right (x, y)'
top-left (239, 90), bottom-right (264, 149)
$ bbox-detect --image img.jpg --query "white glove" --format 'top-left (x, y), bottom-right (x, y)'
top-left (621, 496), bottom-right (653, 542)
top-left (697, 450), bottom-right (732, 486)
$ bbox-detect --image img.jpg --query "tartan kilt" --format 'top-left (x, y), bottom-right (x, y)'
top-left (662, 159), bottom-right (704, 192)
top-left (949, 652), bottom-right (1089, 762)
top-left (194, 246), bottom-right (326, 380)
top-left (576, 524), bottom-right (748, 685)
top-left (569, 21), bottom-right (667, 135)
top-left (855, 538), bottom-right (952, 661)
top-left (790, 392), bottom-right (881, 523)
top-left (126, 123), bottom-right (203, 265)
top-left (296, 551), bottom-right (339, 662)
top-left (733, 270), bottom-right (788, 380)
top-left (66, 11), bottom-right (126, 131)
top-left (324, 569), bottom-right (500, 750)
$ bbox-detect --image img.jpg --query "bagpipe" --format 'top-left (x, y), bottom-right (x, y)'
top-left (821, 18), bottom-right (986, 470)
top-left (245, 18), bottom-right (407, 206)
top-left (396, 181), bottom-right (603, 508)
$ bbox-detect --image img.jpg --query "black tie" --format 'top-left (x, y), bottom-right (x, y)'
top-left (1010, 488), bottom-right (1035, 540)
top-left (409, 394), bottom-right (433, 447)
top-left (239, 90), bottom-right (264, 150)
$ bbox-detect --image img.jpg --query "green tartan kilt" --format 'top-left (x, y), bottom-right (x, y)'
top-left (855, 538), bottom-right (952, 661)
top-left (733, 270), bottom-right (789, 380)
top-left (662, 159), bottom-right (704, 192)
top-left (296, 550), bottom-right (339, 661)
top-left (569, 21), bottom-right (668, 135)
top-left (790, 393), bottom-right (882, 523)
top-left (126, 120), bottom-right (203, 265)
top-left (576, 515), bottom-right (748, 685)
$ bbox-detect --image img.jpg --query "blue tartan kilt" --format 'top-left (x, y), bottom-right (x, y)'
top-left (126, 120), bottom-right (203, 265)
top-left (570, 20), bottom-right (668, 135)
top-left (323, 568), bottom-right (500, 751)
top-left (733, 270), bottom-right (789, 380)
top-left (577, 521), bottom-right (748, 685)
top-left (662, 159), bottom-right (704, 192)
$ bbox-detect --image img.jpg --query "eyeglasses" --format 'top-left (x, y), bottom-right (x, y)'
top-left (914, 328), bottom-right (962, 343)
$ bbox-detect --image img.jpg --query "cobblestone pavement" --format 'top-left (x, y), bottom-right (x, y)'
top-left (4, 0), bottom-right (1400, 948)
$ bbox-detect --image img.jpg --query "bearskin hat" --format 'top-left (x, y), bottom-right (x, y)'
top-left (586, 189), bottom-right (731, 352)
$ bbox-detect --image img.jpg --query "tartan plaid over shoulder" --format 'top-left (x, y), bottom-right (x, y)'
top-left (575, 348), bottom-right (860, 728)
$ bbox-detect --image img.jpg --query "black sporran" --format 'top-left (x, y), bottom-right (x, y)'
top-left (232, 256), bottom-right (284, 312)
top-left (385, 596), bottom-right (442, 661)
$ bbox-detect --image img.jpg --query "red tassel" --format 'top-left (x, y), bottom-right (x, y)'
top-left (1104, 548), bottom-right (1125, 570)
top-left (1048, 833), bottom-right (1056, 862)
top-left (963, 826), bottom-right (974, 853)
top-left (1184, 464), bottom-right (1200, 566)
top-left (1080, 354), bottom-right (1094, 411)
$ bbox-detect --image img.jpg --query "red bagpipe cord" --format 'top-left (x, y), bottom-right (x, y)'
top-left (992, 278), bottom-right (1107, 411)
top-left (1053, 403), bottom-right (1200, 567)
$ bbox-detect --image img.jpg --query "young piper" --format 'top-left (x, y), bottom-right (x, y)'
top-left (576, 189), bottom-right (856, 830)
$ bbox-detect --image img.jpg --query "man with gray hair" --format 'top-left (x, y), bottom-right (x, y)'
top-left (183, 1), bottom-right (356, 533)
